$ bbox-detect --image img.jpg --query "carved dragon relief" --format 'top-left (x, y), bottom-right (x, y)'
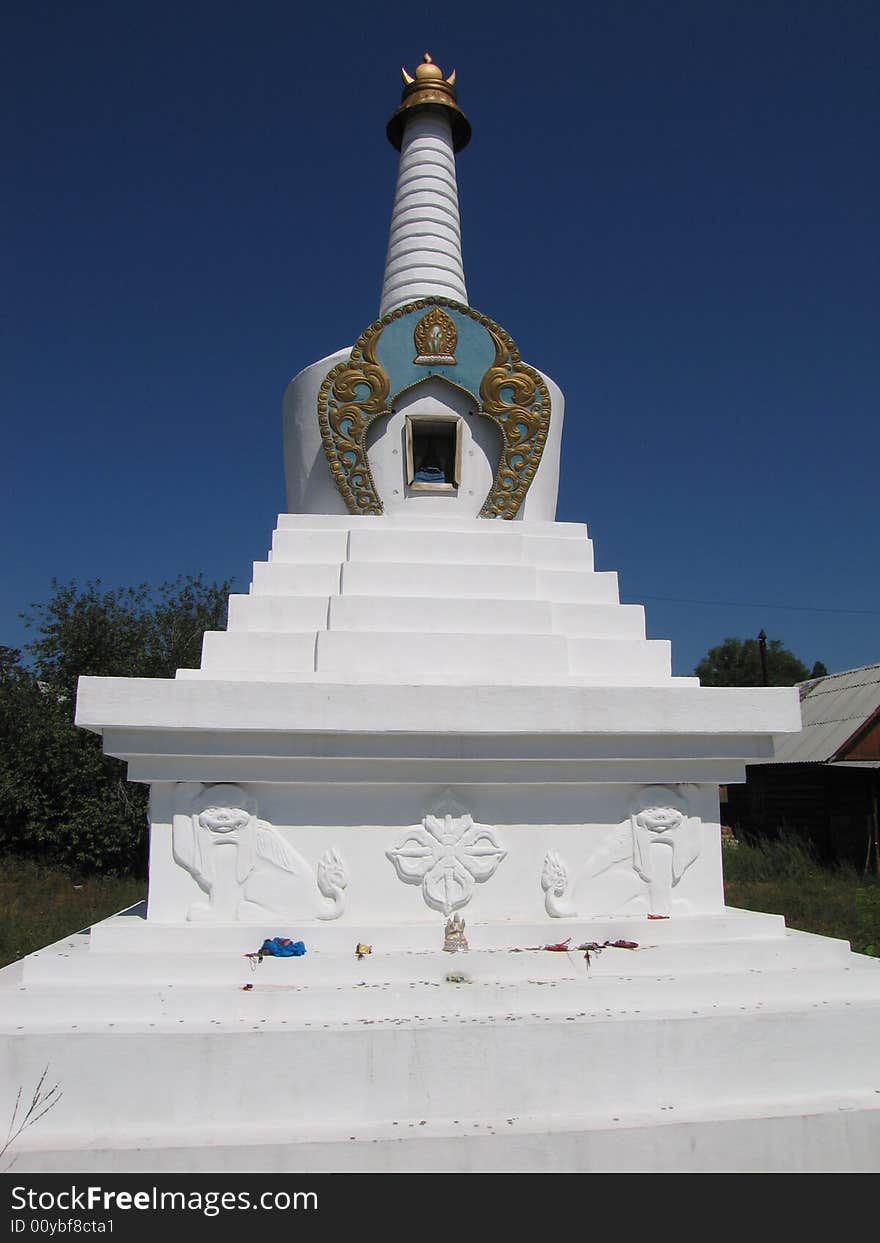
top-left (171, 783), bottom-right (349, 923)
top-left (317, 297), bottom-right (551, 519)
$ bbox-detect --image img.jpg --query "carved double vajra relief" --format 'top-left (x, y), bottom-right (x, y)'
top-left (541, 786), bottom-right (703, 918)
top-left (386, 811), bottom-right (507, 916)
top-left (171, 783), bottom-right (348, 922)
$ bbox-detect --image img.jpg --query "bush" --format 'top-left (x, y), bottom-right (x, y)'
top-left (0, 575), bottom-right (231, 876)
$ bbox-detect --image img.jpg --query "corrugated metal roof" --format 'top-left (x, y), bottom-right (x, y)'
top-left (768, 663), bottom-right (880, 764)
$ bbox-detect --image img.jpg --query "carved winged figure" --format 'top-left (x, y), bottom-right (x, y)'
top-left (172, 783), bottom-right (304, 922)
top-left (629, 786), bottom-right (702, 917)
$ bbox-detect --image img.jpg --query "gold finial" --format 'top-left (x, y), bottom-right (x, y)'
top-left (414, 51), bottom-right (444, 82)
top-left (387, 52), bottom-right (471, 153)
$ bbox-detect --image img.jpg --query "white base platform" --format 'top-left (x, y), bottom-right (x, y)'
top-left (3, 905), bottom-right (880, 1173)
top-left (52, 513), bottom-right (833, 1170)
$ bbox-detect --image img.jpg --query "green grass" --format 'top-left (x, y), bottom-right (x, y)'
top-left (0, 855), bottom-right (144, 969)
top-left (723, 833), bottom-right (880, 956)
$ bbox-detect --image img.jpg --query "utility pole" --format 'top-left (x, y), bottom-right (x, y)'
top-left (758, 630), bottom-right (768, 686)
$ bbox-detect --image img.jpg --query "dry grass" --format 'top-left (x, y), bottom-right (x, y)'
top-left (723, 833), bottom-right (880, 956)
top-left (0, 855), bottom-right (143, 969)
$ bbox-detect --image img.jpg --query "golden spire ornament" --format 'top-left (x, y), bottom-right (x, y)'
top-left (386, 52), bottom-right (471, 152)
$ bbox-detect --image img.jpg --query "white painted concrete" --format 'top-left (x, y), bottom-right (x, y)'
top-left (276, 514), bottom-right (587, 538)
top-left (78, 677), bottom-right (801, 736)
top-left (227, 594), bottom-right (329, 632)
top-left (314, 629), bottom-right (570, 680)
top-left (4, 910), bottom-right (880, 1172)
top-left (251, 561), bottom-right (341, 596)
top-left (281, 348), bottom-right (352, 519)
top-left (327, 595), bottom-right (555, 635)
top-left (379, 111), bottom-right (467, 315)
top-left (283, 359), bottom-right (566, 523)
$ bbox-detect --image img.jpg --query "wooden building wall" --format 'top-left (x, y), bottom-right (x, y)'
top-left (725, 763), bottom-right (876, 865)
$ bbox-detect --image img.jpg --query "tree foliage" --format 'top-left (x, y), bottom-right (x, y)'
top-left (0, 575), bottom-right (231, 876)
top-left (694, 636), bottom-right (814, 687)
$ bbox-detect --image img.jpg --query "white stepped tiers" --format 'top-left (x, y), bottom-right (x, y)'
top-left (4, 911), bottom-right (880, 1172)
top-left (9, 512), bottom-right (880, 1173)
top-left (380, 110), bottom-right (467, 316)
top-left (194, 517), bottom-right (680, 685)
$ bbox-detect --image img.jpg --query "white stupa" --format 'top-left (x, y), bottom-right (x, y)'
top-left (4, 56), bottom-right (880, 1173)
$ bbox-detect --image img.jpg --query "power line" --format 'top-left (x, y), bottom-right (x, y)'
top-left (638, 595), bottom-right (880, 617)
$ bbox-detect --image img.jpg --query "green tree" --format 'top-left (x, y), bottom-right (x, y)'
top-left (0, 575), bottom-right (231, 875)
top-left (694, 636), bottom-right (814, 687)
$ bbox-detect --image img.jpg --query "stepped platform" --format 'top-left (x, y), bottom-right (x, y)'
top-left (2, 905), bottom-right (879, 1172)
top-left (181, 515), bottom-right (692, 686)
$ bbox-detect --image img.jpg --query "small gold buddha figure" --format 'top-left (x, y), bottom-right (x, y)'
top-left (443, 912), bottom-right (468, 952)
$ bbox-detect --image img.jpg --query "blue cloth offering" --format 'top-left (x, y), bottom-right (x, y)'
top-left (259, 937), bottom-right (306, 957)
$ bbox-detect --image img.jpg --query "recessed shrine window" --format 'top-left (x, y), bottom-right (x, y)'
top-left (405, 415), bottom-right (462, 492)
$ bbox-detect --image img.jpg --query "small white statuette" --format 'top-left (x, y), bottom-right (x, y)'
top-left (316, 848), bottom-right (349, 921)
top-left (386, 812), bottom-right (507, 915)
top-left (541, 849), bottom-right (576, 918)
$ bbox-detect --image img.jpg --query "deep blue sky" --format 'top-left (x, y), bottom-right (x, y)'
top-left (3, 0), bottom-right (878, 676)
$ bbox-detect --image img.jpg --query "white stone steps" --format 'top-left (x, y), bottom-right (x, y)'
top-left (200, 630), bottom-right (316, 674)
top-left (268, 529), bottom-right (349, 563)
top-left (553, 602), bottom-right (646, 639)
top-left (227, 594), bottom-right (330, 632)
top-left (250, 561), bottom-right (341, 596)
top-left (175, 668), bottom-right (701, 687)
top-left (317, 597), bottom-right (644, 639)
top-left (228, 594), bottom-right (553, 636)
top-left (20, 930), bottom-right (858, 989)
top-left (11, 952), bottom-right (880, 1027)
top-left (248, 559), bottom-right (623, 606)
top-left (315, 630), bottom-right (570, 679)
top-left (275, 514), bottom-right (589, 540)
top-left (341, 561), bottom-right (620, 602)
top-left (11, 970), bottom-right (880, 1032)
top-left (88, 910), bottom-right (789, 955)
top-left (539, 569), bottom-right (622, 604)
top-left (5, 989), bottom-right (880, 1139)
top-left (328, 594), bottom-right (551, 634)
top-left (268, 529), bottom-right (594, 570)
top-left (13, 1090), bottom-right (880, 1172)
top-left (348, 528), bottom-right (594, 569)
top-left (567, 636), bottom-right (671, 682)
top-left (199, 630), bottom-right (673, 681)
top-left (226, 597), bottom-right (646, 646)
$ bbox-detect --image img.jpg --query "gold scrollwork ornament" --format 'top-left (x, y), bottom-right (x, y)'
top-left (317, 297), bottom-right (550, 519)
